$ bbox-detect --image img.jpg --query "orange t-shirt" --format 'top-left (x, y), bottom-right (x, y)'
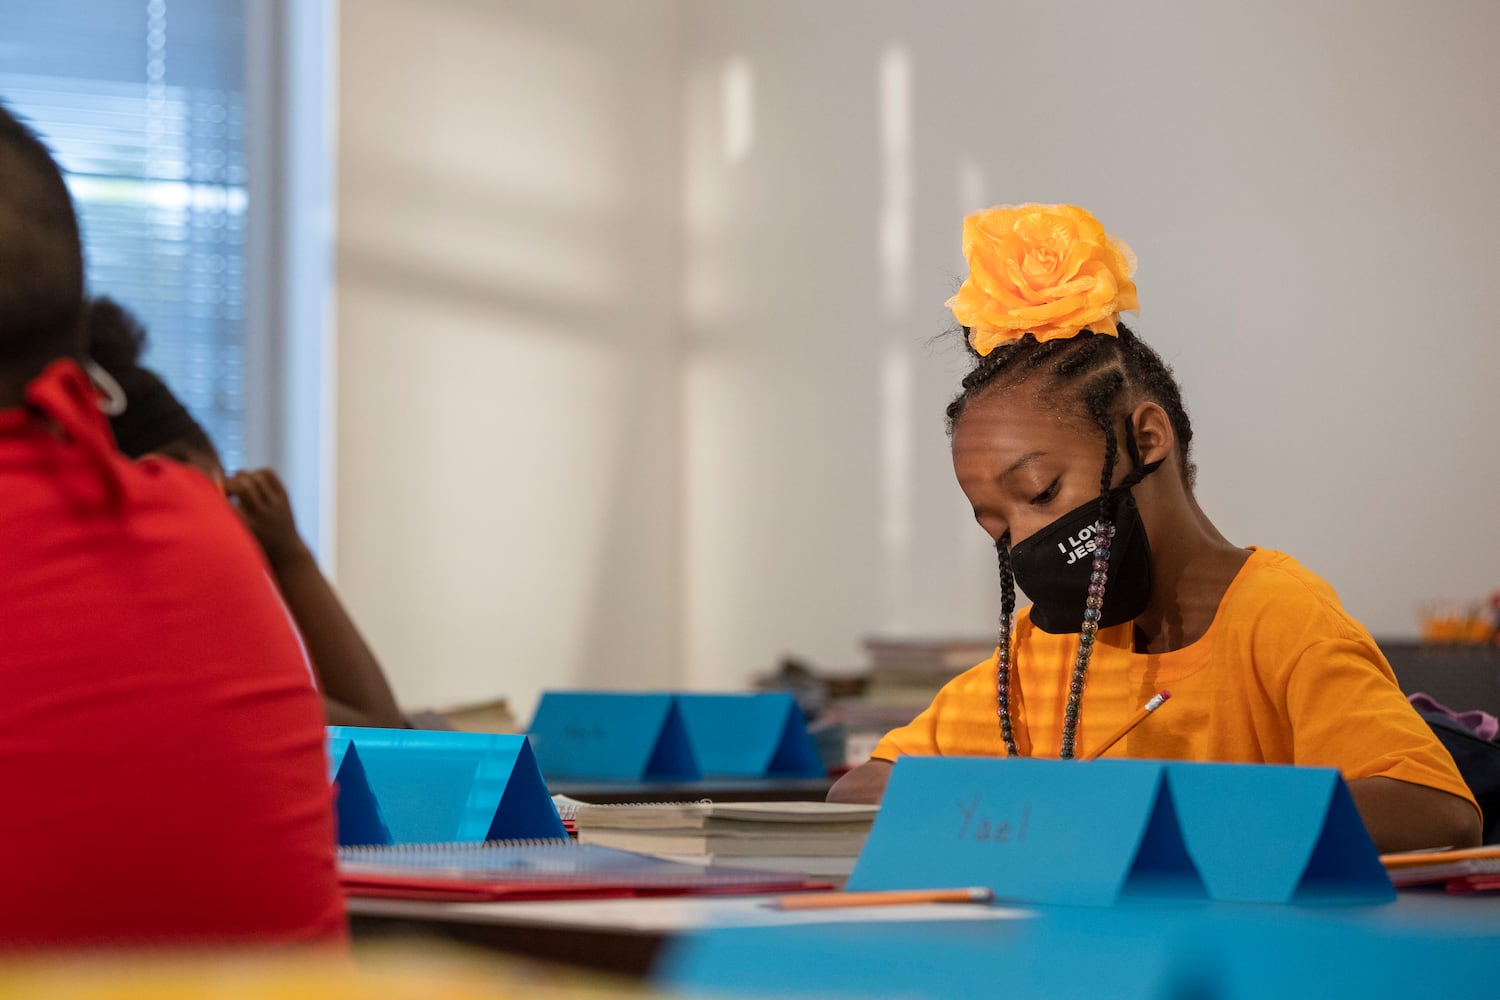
top-left (872, 548), bottom-right (1476, 811)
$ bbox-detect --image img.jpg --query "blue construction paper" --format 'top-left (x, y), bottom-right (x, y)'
top-left (676, 693), bottom-right (825, 778)
top-left (527, 692), bottom-right (700, 781)
top-left (327, 730), bottom-right (353, 784)
top-left (326, 737), bottom-right (390, 846)
top-left (485, 738), bottom-right (565, 840)
top-left (1213, 906), bottom-right (1500, 997)
top-left (1294, 775), bottom-right (1395, 903)
top-left (1166, 762), bottom-right (1393, 904)
top-left (645, 700), bottom-right (700, 780)
top-left (659, 900), bottom-right (1500, 1000)
top-left (659, 917), bottom-right (1187, 1000)
top-left (1119, 766), bottom-right (1207, 900)
top-left (847, 756), bottom-right (1203, 906)
top-left (327, 727), bottom-right (565, 844)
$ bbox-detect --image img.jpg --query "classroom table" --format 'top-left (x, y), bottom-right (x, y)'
top-left (346, 888), bottom-right (1500, 981)
top-left (547, 776), bottom-right (834, 804)
top-left (348, 898), bottom-right (662, 976)
top-left (348, 893), bottom-right (1022, 976)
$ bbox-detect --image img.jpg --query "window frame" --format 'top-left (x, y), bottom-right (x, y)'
top-left (244, 0), bottom-right (337, 564)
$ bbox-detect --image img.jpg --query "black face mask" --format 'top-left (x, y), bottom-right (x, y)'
top-left (1007, 454), bottom-right (1163, 635)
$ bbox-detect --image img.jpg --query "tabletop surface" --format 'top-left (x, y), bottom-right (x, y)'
top-left (348, 885), bottom-right (1500, 936)
top-left (348, 884), bottom-right (1500, 980)
top-left (348, 892), bottom-right (1028, 932)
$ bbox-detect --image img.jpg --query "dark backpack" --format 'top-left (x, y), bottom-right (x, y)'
top-left (1419, 710), bottom-right (1500, 844)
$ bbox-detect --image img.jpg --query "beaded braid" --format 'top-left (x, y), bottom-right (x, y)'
top-left (987, 370), bottom-right (1126, 759)
top-left (993, 531), bottom-right (1020, 756)
top-left (1060, 370), bottom-right (1125, 758)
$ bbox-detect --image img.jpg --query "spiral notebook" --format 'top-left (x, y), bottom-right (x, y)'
top-left (338, 839), bottom-right (831, 902)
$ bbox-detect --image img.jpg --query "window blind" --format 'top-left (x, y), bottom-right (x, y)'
top-left (0, 0), bottom-right (249, 470)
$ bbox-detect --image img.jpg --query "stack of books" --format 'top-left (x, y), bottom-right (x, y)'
top-left (863, 637), bottom-right (995, 708)
top-left (573, 801), bottom-right (879, 881)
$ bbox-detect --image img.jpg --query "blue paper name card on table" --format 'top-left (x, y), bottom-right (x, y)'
top-left (1165, 761), bottom-right (1393, 904)
top-left (848, 757), bottom-right (1393, 907)
top-left (528, 693), bottom-right (700, 781)
top-left (326, 727), bottom-right (565, 846)
top-left (848, 756), bottom-right (1204, 906)
top-left (675, 693), bottom-right (825, 778)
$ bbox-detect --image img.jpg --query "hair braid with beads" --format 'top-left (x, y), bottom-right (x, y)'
top-left (950, 323), bottom-right (1193, 758)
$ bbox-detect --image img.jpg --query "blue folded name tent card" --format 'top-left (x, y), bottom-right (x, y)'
top-left (529, 692), bottom-right (826, 781)
top-left (326, 727), bottom-right (565, 846)
top-left (849, 756), bottom-right (1204, 906)
top-left (847, 757), bottom-right (1391, 906)
top-left (528, 693), bottom-right (700, 781)
top-left (675, 693), bottom-right (825, 778)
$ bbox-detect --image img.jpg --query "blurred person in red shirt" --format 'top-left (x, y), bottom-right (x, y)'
top-left (0, 102), bottom-right (344, 947)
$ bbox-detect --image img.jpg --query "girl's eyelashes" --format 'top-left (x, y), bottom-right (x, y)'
top-left (1030, 479), bottom-right (1061, 506)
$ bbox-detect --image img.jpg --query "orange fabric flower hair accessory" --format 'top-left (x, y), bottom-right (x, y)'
top-left (947, 204), bottom-right (1139, 357)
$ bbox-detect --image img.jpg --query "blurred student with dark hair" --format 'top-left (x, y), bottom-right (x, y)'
top-left (86, 296), bottom-right (407, 729)
top-left (0, 103), bottom-right (345, 946)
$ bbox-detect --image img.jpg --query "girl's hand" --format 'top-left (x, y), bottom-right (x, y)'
top-left (226, 469), bottom-right (310, 570)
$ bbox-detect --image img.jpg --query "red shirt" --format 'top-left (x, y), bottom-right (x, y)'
top-left (0, 361), bottom-right (344, 946)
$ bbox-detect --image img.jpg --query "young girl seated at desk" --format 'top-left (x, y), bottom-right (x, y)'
top-left (828, 204), bottom-right (1480, 854)
top-left (87, 296), bottom-right (407, 730)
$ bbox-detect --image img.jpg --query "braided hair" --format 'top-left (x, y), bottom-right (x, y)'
top-left (946, 322), bottom-right (1194, 757)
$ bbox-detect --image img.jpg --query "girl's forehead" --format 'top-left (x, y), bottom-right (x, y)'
top-left (953, 389), bottom-right (1090, 455)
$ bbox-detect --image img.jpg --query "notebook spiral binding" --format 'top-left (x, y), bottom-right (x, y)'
top-left (553, 797), bottom-right (712, 821)
top-left (339, 838), bottom-right (574, 858)
top-left (337, 836), bottom-right (818, 888)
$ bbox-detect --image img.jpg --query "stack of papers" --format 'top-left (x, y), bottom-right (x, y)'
top-left (573, 800), bottom-right (878, 880)
top-left (1380, 846), bottom-right (1500, 891)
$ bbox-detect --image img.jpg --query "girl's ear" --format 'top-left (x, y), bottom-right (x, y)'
top-left (1130, 401), bottom-right (1175, 466)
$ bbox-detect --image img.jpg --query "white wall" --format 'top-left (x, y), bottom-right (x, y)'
top-left (680, 0), bottom-right (1500, 688)
top-left (334, 0), bottom-right (1500, 711)
top-left (336, 0), bottom-right (684, 717)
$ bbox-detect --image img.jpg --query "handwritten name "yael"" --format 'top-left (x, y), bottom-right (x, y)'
top-left (956, 794), bottom-right (1031, 843)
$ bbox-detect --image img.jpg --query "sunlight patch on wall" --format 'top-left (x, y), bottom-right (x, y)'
top-left (722, 55), bottom-right (754, 164)
top-left (880, 343), bottom-right (914, 629)
top-left (957, 155), bottom-right (987, 215)
top-left (878, 43), bottom-right (912, 319)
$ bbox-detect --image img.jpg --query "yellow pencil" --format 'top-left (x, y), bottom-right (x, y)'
top-left (771, 887), bottom-right (994, 911)
top-left (1082, 690), bottom-right (1171, 761)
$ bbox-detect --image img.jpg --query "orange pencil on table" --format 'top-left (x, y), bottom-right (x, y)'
top-left (772, 887), bottom-right (994, 911)
top-left (1082, 691), bottom-right (1171, 761)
